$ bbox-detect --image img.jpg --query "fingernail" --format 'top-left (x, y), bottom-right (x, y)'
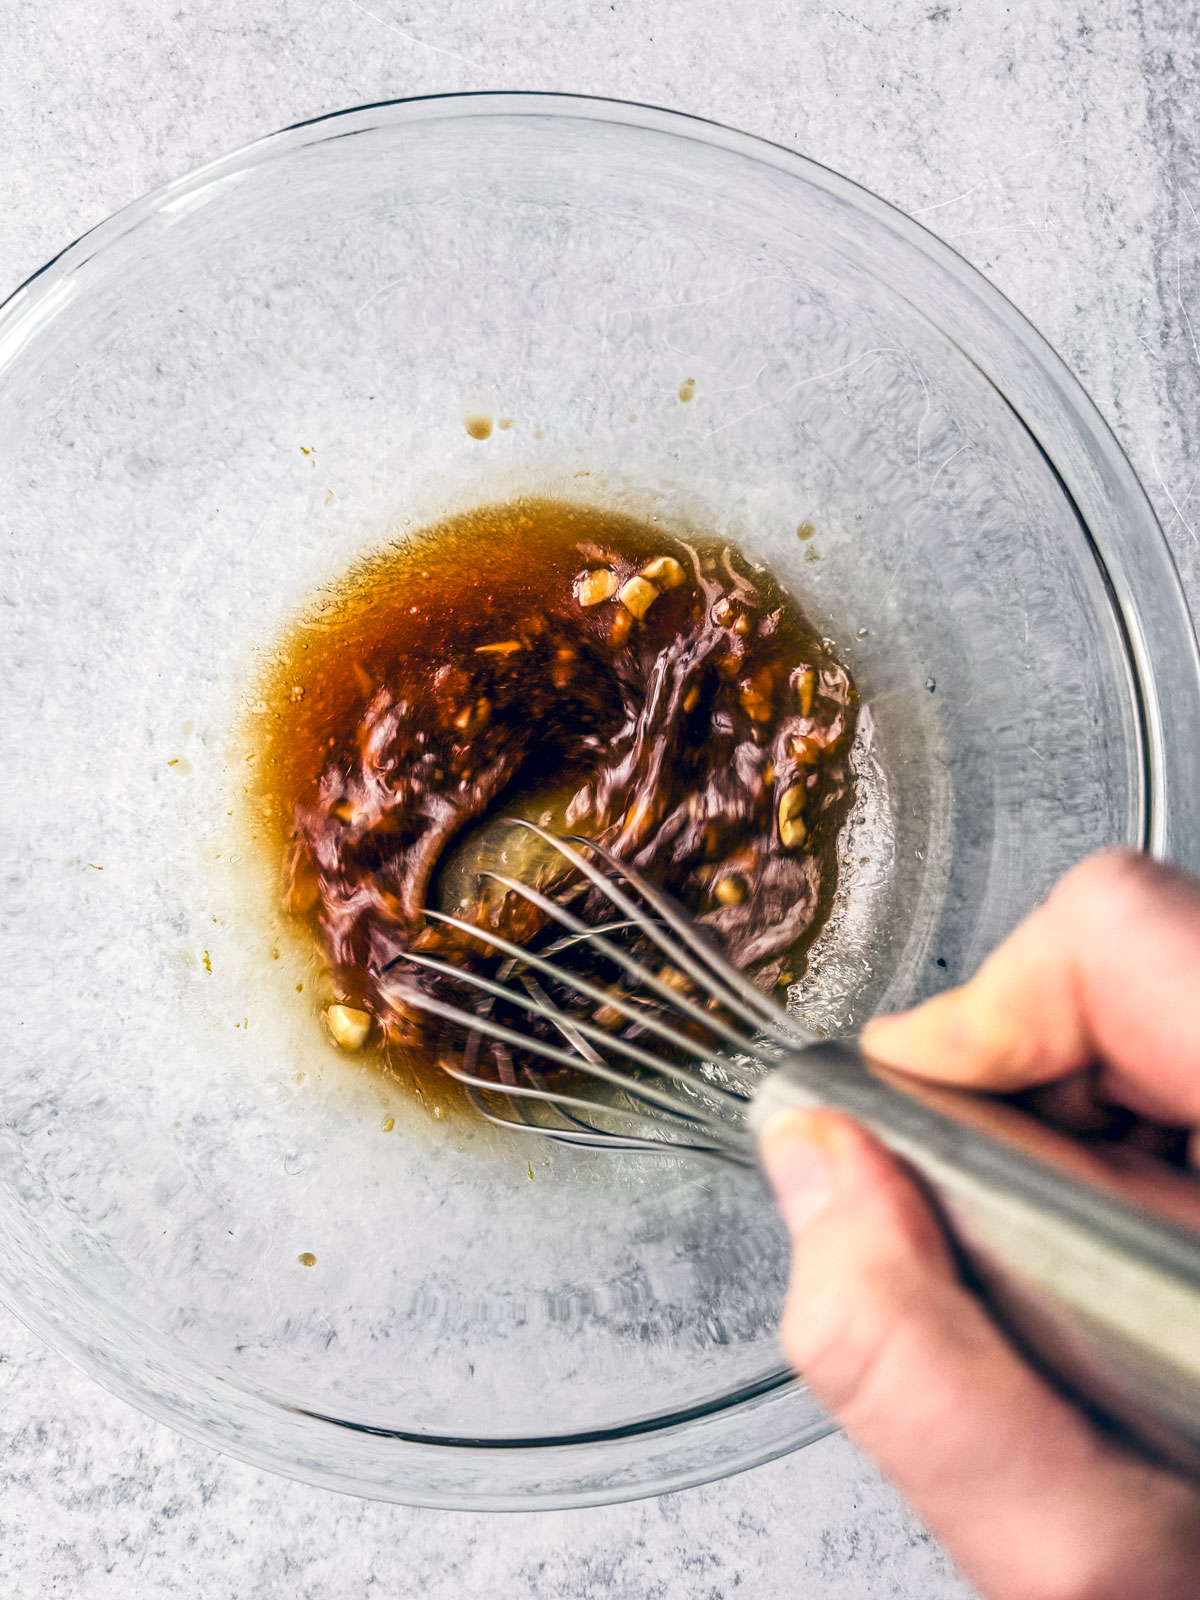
top-left (758, 1109), bottom-right (835, 1233)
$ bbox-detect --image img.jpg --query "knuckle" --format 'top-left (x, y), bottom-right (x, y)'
top-left (1022, 1570), bottom-right (1127, 1600)
top-left (1056, 846), bottom-right (1157, 911)
top-left (779, 1270), bottom-right (903, 1418)
top-left (1053, 848), bottom-right (1198, 949)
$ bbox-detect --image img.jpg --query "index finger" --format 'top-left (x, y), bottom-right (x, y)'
top-left (861, 849), bottom-right (1200, 1127)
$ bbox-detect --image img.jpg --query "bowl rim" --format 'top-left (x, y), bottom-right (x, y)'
top-left (3, 89), bottom-right (1199, 1508)
top-left (6, 89), bottom-right (1199, 863)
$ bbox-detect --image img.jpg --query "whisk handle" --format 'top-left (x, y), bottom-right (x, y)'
top-left (750, 1040), bottom-right (1200, 1479)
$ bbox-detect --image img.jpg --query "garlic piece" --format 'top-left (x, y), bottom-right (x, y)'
top-left (609, 607), bottom-right (633, 647)
top-left (639, 555), bottom-right (687, 590)
top-left (789, 732), bottom-right (822, 765)
top-left (794, 666), bottom-right (816, 717)
top-left (739, 683), bottom-right (773, 722)
top-left (618, 575), bottom-right (660, 620)
top-left (453, 697), bottom-right (491, 735)
top-left (577, 567), bottom-right (619, 607)
top-left (714, 874), bottom-right (747, 906)
top-left (778, 785), bottom-right (808, 850)
top-left (325, 1003), bottom-right (372, 1051)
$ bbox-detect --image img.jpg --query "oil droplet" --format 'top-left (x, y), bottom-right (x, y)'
top-left (295, 981), bottom-right (304, 992)
top-left (465, 414), bottom-right (494, 440)
top-left (202, 950), bottom-right (212, 974)
top-left (324, 489), bottom-right (334, 506)
top-left (796, 521), bottom-right (815, 541)
top-left (298, 1252), bottom-right (317, 1267)
top-left (528, 1163), bottom-right (535, 1180)
top-left (678, 377), bottom-right (696, 403)
top-left (497, 416), bottom-right (514, 431)
top-left (381, 1116), bottom-right (395, 1132)
top-left (532, 427), bottom-right (545, 441)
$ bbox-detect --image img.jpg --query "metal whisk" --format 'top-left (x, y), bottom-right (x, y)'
top-left (382, 824), bottom-right (1200, 1481)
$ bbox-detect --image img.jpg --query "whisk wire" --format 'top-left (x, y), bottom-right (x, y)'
top-left (567, 832), bottom-right (814, 1044)
top-left (436, 1020), bottom-right (744, 1157)
top-left (398, 949), bottom-right (743, 1115)
top-left (377, 824), bottom-right (800, 1157)
top-left (477, 869), bottom-right (774, 1068)
top-left (385, 970), bottom-right (738, 1130)
top-left (510, 823), bottom-right (806, 1051)
top-left (514, 974), bottom-right (741, 1138)
top-left (415, 915), bottom-right (756, 1075)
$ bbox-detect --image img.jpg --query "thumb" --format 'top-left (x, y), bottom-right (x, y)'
top-left (759, 1109), bottom-right (1200, 1600)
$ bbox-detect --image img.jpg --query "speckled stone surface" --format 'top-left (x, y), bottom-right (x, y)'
top-left (2, 2), bottom-right (1198, 1594)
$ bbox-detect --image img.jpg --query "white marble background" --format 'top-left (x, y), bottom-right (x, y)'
top-left (2, 2), bottom-right (1198, 1594)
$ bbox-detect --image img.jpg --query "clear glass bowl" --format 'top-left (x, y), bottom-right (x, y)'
top-left (2, 94), bottom-right (1199, 1509)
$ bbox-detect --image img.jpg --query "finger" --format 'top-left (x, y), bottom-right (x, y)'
top-left (862, 849), bottom-right (1200, 1124)
top-left (760, 1108), bottom-right (1200, 1600)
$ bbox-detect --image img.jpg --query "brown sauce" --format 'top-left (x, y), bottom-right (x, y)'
top-left (249, 498), bottom-right (857, 1103)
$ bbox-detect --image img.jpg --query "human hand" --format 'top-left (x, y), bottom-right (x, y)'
top-left (760, 850), bottom-right (1200, 1600)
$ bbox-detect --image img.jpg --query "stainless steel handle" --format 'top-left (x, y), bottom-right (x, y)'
top-left (750, 1040), bottom-right (1200, 1479)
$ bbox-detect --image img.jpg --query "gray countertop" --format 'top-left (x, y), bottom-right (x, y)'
top-left (2, 2), bottom-right (1196, 1594)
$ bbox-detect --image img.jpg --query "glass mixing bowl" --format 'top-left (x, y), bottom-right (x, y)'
top-left (2, 94), bottom-right (1199, 1509)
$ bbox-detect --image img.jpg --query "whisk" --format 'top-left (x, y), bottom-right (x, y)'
top-left (381, 823), bottom-right (1200, 1480)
